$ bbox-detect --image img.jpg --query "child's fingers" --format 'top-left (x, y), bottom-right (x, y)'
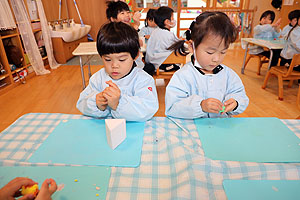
top-left (224, 98), bottom-right (235, 106)
top-left (104, 86), bottom-right (120, 97)
top-left (106, 81), bottom-right (120, 91)
top-left (9, 177), bottom-right (36, 192)
top-left (102, 92), bottom-right (111, 100)
top-left (47, 179), bottom-right (57, 194)
top-left (18, 194), bottom-right (35, 200)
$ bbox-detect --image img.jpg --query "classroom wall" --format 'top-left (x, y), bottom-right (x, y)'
top-left (280, 0), bottom-right (300, 29)
top-left (40, 0), bottom-right (295, 41)
top-left (41, 0), bottom-right (108, 41)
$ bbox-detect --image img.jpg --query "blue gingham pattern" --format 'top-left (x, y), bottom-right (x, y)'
top-left (1, 113), bottom-right (300, 199)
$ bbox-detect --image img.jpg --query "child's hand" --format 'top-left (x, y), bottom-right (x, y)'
top-left (103, 81), bottom-right (121, 111)
top-left (139, 38), bottom-right (144, 47)
top-left (132, 11), bottom-right (141, 30)
top-left (35, 179), bottom-right (57, 200)
top-left (272, 18), bottom-right (281, 32)
top-left (132, 11), bottom-right (141, 24)
top-left (0, 177), bottom-right (37, 200)
top-left (201, 98), bottom-right (223, 113)
top-left (96, 92), bottom-right (108, 111)
top-left (222, 98), bottom-right (238, 114)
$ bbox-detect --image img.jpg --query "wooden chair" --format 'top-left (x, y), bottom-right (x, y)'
top-left (262, 53), bottom-right (300, 101)
top-left (154, 52), bottom-right (186, 80)
top-left (244, 54), bottom-right (269, 75)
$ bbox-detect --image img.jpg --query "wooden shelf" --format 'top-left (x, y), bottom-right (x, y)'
top-left (33, 29), bottom-right (41, 33)
top-left (1, 33), bottom-right (19, 39)
top-left (0, 73), bottom-right (9, 81)
top-left (0, 0), bottom-right (47, 95)
top-left (12, 65), bottom-right (30, 74)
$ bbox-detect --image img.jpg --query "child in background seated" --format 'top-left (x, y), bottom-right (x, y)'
top-left (76, 22), bottom-right (158, 122)
top-left (165, 12), bottom-right (249, 119)
top-left (0, 177), bottom-right (57, 200)
top-left (280, 13), bottom-right (300, 67)
top-left (144, 6), bottom-right (181, 76)
top-left (139, 9), bottom-right (157, 44)
top-left (106, 0), bottom-right (141, 31)
top-left (281, 10), bottom-right (300, 38)
top-left (250, 10), bottom-right (281, 67)
top-left (106, 0), bottom-right (144, 69)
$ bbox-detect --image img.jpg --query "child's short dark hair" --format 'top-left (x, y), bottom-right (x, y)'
top-left (154, 6), bottom-right (174, 29)
top-left (96, 22), bottom-right (140, 59)
top-left (106, 1), bottom-right (130, 20)
top-left (288, 9), bottom-right (300, 21)
top-left (260, 10), bottom-right (275, 23)
top-left (145, 9), bottom-right (156, 27)
top-left (169, 11), bottom-right (237, 56)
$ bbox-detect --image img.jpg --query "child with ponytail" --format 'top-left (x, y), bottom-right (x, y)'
top-left (165, 11), bottom-right (249, 119)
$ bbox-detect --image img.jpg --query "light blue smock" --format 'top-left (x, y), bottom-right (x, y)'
top-left (280, 26), bottom-right (300, 60)
top-left (281, 24), bottom-right (293, 39)
top-left (165, 62), bottom-right (249, 119)
top-left (249, 24), bottom-right (281, 54)
top-left (138, 26), bottom-right (157, 44)
top-left (145, 28), bottom-right (179, 69)
top-left (76, 67), bottom-right (159, 122)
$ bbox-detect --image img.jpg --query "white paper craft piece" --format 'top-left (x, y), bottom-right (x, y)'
top-left (105, 119), bottom-right (126, 150)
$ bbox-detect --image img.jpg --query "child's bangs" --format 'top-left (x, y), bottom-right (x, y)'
top-left (100, 38), bottom-right (134, 55)
top-left (208, 16), bottom-right (237, 47)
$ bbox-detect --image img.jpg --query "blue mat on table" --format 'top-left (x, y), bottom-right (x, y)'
top-left (194, 117), bottom-right (300, 162)
top-left (0, 166), bottom-right (111, 200)
top-left (28, 119), bottom-right (145, 167)
top-left (223, 180), bottom-right (300, 200)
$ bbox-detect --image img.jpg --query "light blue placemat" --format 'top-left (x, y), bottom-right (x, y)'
top-left (194, 117), bottom-right (300, 162)
top-left (0, 166), bottom-right (111, 200)
top-left (28, 119), bottom-right (145, 167)
top-left (223, 180), bottom-right (300, 200)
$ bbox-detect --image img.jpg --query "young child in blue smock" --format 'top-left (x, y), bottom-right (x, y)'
top-left (249, 10), bottom-right (281, 67)
top-left (76, 22), bottom-right (159, 121)
top-left (144, 6), bottom-right (180, 75)
top-left (106, 1), bottom-right (144, 69)
top-left (280, 13), bottom-right (300, 66)
top-left (281, 10), bottom-right (300, 39)
top-left (106, 0), bottom-right (141, 31)
top-left (165, 11), bottom-right (249, 119)
top-left (138, 9), bottom-right (157, 44)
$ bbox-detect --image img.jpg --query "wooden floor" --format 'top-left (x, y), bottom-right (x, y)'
top-left (1, 45), bottom-right (299, 132)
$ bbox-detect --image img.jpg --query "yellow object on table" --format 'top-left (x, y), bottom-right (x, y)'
top-left (21, 184), bottom-right (39, 196)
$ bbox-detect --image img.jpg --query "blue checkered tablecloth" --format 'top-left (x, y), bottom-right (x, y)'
top-left (1, 113), bottom-right (300, 199)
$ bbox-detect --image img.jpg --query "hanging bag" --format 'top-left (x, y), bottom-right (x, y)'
top-left (4, 39), bottom-right (24, 68)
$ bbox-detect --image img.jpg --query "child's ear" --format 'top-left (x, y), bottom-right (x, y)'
top-left (164, 19), bottom-right (170, 26)
top-left (110, 17), bottom-right (117, 22)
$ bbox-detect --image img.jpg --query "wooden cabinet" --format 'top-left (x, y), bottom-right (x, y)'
top-left (52, 36), bottom-right (87, 64)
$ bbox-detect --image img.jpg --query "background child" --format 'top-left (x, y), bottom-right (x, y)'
top-left (138, 9), bottom-right (157, 44)
top-left (144, 6), bottom-right (180, 75)
top-left (106, 0), bottom-right (144, 69)
top-left (106, 0), bottom-right (141, 31)
top-left (280, 13), bottom-right (300, 67)
top-left (0, 177), bottom-right (57, 200)
top-left (165, 11), bottom-right (249, 119)
top-left (249, 10), bottom-right (281, 67)
top-left (76, 22), bottom-right (158, 122)
top-left (281, 9), bottom-right (300, 38)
